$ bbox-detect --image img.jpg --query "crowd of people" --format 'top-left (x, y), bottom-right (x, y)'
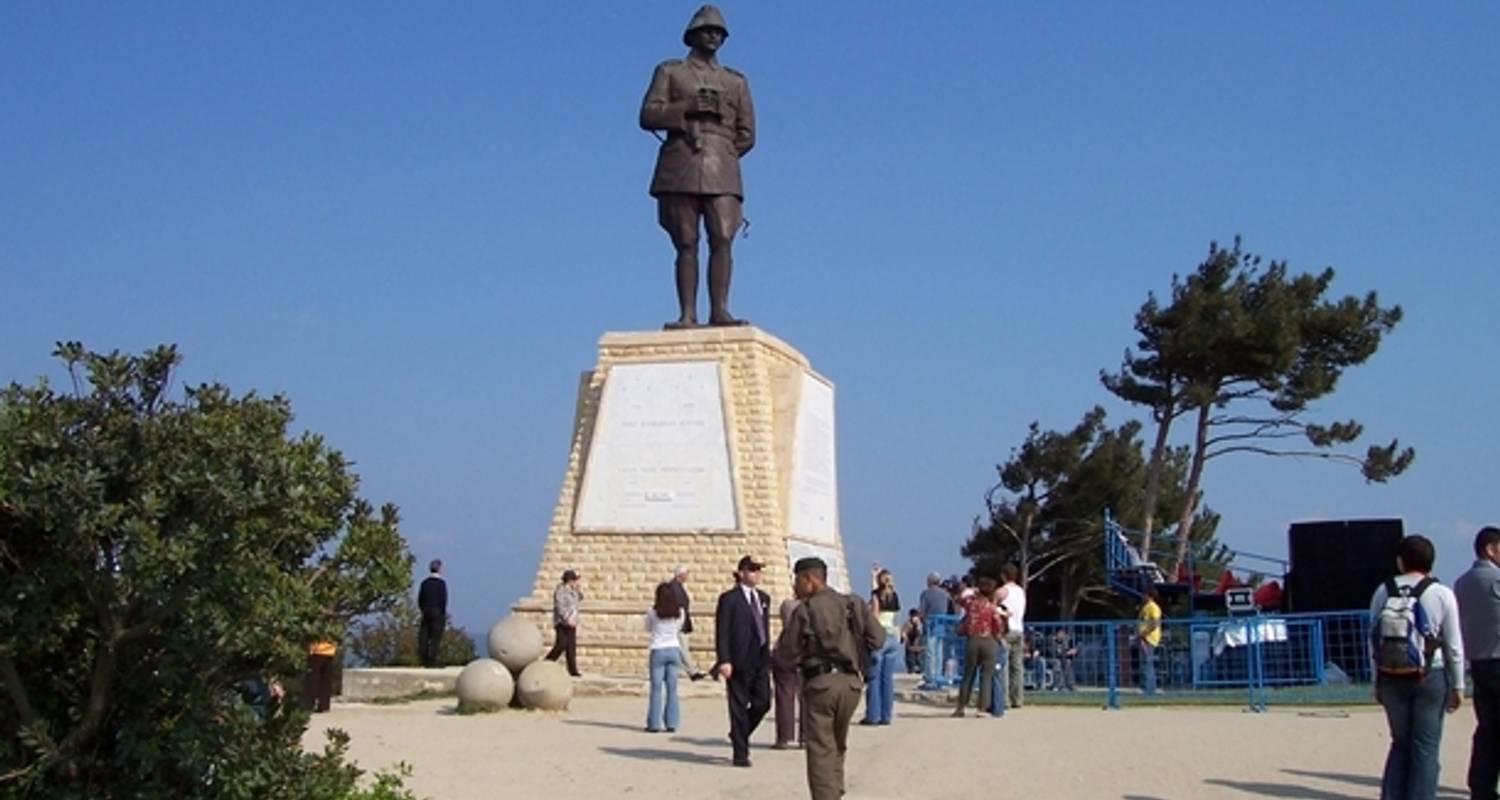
top-left (460, 523), bottom-right (1500, 800)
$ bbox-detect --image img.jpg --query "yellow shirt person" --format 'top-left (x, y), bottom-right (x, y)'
top-left (1138, 596), bottom-right (1162, 647)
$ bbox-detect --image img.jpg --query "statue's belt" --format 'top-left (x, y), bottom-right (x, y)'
top-left (675, 125), bottom-right (734, 140)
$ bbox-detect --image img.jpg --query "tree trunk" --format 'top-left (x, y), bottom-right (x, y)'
top-left (1017, 504), bottom-right (1034, 587)
top-left (1058, 562), bottom-right (1077, 621)
top-left (1139, 401), bottom-right (1176, 561)
top-left (1173, 402), bottom-right (1212, 575)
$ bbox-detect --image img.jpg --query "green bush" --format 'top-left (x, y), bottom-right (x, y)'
top-left (0, 344), bottom-right (417, 798)
top-left (347, 599), bottom-right (478, 668)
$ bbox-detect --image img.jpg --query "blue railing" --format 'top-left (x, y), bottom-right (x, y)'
top-left (920, 610), bottom-right (1374, 710)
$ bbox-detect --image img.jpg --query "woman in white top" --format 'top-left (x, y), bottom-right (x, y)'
top-left (644, 581), bottom-right (686, 732)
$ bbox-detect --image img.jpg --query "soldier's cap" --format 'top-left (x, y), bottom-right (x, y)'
top-left (683, 4), bottom-right (729, 46)
top-left (736, 555), bottom-right (764, 572)
top-left (793, 556), bottom-right (827, 574)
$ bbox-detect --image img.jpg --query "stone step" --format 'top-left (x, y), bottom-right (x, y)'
top-left (343, 667), bottom-right (932, 703)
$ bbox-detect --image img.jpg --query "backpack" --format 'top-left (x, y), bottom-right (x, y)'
top-left (1372, 577), bottom-right (1439, 676)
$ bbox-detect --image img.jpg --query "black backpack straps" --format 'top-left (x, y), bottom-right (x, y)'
top-left (1385, 576), bottom-right (1402, 598)
top-left (1410, 576), bottom-right (1437, 599)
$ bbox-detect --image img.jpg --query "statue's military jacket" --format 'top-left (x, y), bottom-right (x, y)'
top-left (639, 57), bottom-right (755, 198)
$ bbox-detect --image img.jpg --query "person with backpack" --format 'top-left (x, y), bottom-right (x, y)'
top-left (1369, 534), bottom-right (1465, 800)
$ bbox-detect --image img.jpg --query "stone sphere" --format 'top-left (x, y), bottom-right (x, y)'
top-left (516, 659), bottom-right (574, 711)
top-left (455, 658), bottom-right (514, 712)
top-left (487, 616), bottom-right (545, 672)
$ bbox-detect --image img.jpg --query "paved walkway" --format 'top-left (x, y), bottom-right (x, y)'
top-left (306, 693), bottom-right (1478, 799)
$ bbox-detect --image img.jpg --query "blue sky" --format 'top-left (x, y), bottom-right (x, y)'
top-left (4, 3), bottom-right (1496, 636)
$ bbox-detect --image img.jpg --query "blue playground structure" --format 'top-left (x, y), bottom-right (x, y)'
top-left (1103, 509), bottom-right (1289, 615)
top-left (919, 510), bottom-right (1375, 710)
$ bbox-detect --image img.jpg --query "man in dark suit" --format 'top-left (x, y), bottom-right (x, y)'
top-left (417, 559), bottom-right (447, 668)
top-left (714, 555), bottom-right (772, 767)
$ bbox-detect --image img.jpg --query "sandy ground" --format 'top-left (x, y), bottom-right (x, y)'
top-left (303, 694), bottom-right (1476, 799)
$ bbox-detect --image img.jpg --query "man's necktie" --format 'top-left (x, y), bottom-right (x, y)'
top-left (748, 592), bottom-right (765, 645)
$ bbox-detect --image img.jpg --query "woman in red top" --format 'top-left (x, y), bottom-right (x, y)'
top-left (952, 576), bottom-right (1007, 718)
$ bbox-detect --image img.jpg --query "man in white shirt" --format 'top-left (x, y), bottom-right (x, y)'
top-left (1369, 535), bottom-right (1464, 800)
top-left (1000, 563), bottom-right (1027, 708)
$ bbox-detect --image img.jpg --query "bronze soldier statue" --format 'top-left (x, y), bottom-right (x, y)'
top-left (640, 5), bottom-right (756, 329)
top-left (777, 557), bottom-right (885, 800)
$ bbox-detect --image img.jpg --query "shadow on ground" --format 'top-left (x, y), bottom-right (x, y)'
top-left (1281, 768), bottom-right (1466, 798)
top-left (1201, 769), bottom-right (1467, 799)
top-left (1202, 779), bottom-right (1365, 799)
top-left (668, 734), bottom-right (730, 748)
top-left (598, 746), bottom-right (724, 766)
top-left (562, 718), bottom-right (648, 733)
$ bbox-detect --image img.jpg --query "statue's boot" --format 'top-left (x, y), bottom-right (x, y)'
top-left (663, 317), bottom-right (700, 330)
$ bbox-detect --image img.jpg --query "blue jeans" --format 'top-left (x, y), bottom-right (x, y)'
top-left (1141, 642), bottom-right (1158, 695)
top-left (1379, 670), bottom-right (1449, 800)
top-left (864, 634), bottom-right (902, 723)
top-left (647, 647), bottom-right (681, 731)
top-left (988, 642), bottom-right (1008, 716)
top-left (1471, 660), bottom-right (1500, 800)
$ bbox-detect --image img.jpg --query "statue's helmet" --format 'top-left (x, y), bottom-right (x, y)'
top-left (682, 4), bottom-right (729, 47)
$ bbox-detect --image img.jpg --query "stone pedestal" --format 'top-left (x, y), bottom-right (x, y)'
top-left (513, 326), bottom-right (850, 675)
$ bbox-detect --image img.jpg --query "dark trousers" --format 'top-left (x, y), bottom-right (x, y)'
top-left (546, 624), bottom-right (579, 676)
top-left (771, 654), bottom-right (801, 745)
top-left (727, 665), bottom-right (771, 761)
top-left (802, 672), bottom-right (862, 800)
top-left (1471, 659), bottom-right (1500, 800)
top-left (302, 654), bottom-right (334, 713)
top-left (956, 635), bottom-right (997, 714)
top-left (418, 612), bottom-right (445, 668)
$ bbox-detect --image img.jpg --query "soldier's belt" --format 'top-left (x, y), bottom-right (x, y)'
top-left (801, 662), bottom-right (855, 681)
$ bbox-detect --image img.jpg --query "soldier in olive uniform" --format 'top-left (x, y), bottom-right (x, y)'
top-left (777, 557), bottom-right (885, 800)
top-left (639, 5), bottom-right (756, 330)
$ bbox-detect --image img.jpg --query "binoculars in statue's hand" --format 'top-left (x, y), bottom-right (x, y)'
top-left (687, 86), bottom-right (722, 119)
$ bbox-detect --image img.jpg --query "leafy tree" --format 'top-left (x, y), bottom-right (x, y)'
top-left (0, 343), bottom-right (414, 798)
top-left (1106, 239), bottom-right (1413, 572)
top-left (972, 407), bottom-right (1105, 588)
top-left (1100, 286), bottom-right (1192, 561)
top-left (347, 599), bottom-right (478, 668)
top-left (963, 407), bottom-right (1221, 618)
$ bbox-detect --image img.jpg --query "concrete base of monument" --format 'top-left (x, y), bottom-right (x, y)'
top-left (516, 326), bottom-right (853, 676)
top-left (341, 666), bottom-right (731, 703)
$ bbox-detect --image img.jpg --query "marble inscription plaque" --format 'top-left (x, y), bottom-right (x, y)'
top-left (786, 372), bottom-right (838, 544)
top-left (573, 361), bottom-right (738, 532)
top-left (786, 540), bottom-right (847, 593)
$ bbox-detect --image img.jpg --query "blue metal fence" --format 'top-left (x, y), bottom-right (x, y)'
top-left (920, 610), bottom-right (1374, 710)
